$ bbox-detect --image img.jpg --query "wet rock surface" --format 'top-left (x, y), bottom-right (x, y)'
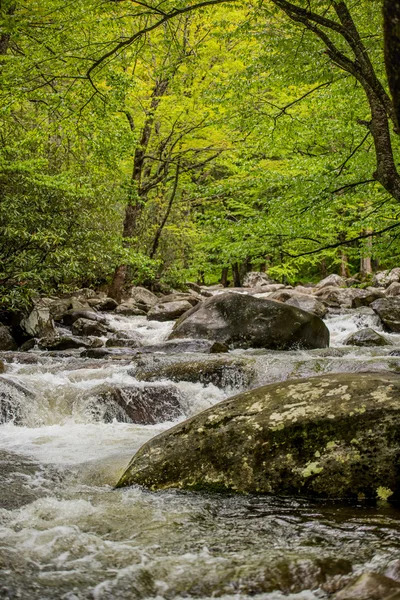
top-left (344, 327), bottom-right (392, 347)
top-left (118, 372), bottom-right (400, 501)
top-left (83, 383), bottom-right (183, 424)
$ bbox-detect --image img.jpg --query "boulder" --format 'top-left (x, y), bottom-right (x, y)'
top-left (285, 293), bottom-right (327, 318)
top-left (315, 274), bottom-right (346, 289)
top-left (115, 304), bottom-right (147, 316)
top-left (133, 356), bottom-right (256, 388)
top-left (158, 292), bottom-right (201, 307)
top-left (70, 297), bottom-right (91, 312)
top-left (371, 298), bottom-right (400, 332)
top-left (105, 334), bottom-right (142, 348)
top-left (129, 286), bottom-right (158, 309)
top-left (147, 300), bottom-right (193, 322)
top-left (168, 292), bottom-right (329, 350)
top-left (83, 383), bottom-right (183, 424)
top-left (49, 297), bottom-right (73, 321)
top-left (20, 300), bottom-right (55, 338)
top-left (0, 325), bottom-right (18, 351)
top-left (95, 297), bottom-right (118, 311)
top-left (386, 282), bottom-right (400, 296)
top-left (242, 272), bottom-right (275, 287)
top-left (344, 328), bottom-right (392, 347)
top-left (315, 286), bottom-right (351, 307)
top-left (38, 335), bottom-right (93, 350)
top-left (117, 372), bottom-right (400, 501)
top-left (335, 572), bottom-right (400, 600)
top-left (72, 318), bottom-right (108, 337)
top-left (347, 288), bottom-right (385, 308)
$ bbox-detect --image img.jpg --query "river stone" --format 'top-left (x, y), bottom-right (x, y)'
top-left (243, 272), bottom-right (275, 287)
top-left (85, 383), bottom-right (183, 424)
top-left (316, 274), bottom-right (346, 289)
top-left (62, 310), bottom-right (108, 326)
top-left (335, 572), bottom-right (400, 600)
top-left (386, 282), bottom-right (400, 297)
top-left (285, 293), bottom-right (327, 318)
top-left (147, 300), bottom-right (193, 322)
top-left (371, 298), bottom-right (400, 332)
top-left (168, 292), bottom-right (329, 350)
top-left (95, 297), bottom-right (118, 311)
top-left (105, 335), bottom-right (142, 348)
top-left (72, 318), bottom-right (108, 337)
top-left (0, 325), bottom-right (18, 351)
top-left (115, 304), bottom-right (147, 316)
top-left (129, 286), bottom-right (158, 308)
top-left (344, 328), bottom-right (392, 347)
top-left (133, 356), bottom-right (256, 388)
top-left (117, 372), bottom-right (400, 501)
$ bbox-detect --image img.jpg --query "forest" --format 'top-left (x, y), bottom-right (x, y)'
top-left (2, 0), bottom-right (400, 309)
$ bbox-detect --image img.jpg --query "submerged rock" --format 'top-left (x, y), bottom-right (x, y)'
top-left (84, 383), bottom-right (183, 424)
top-left (117, 372), bottom-right (400, 501)
top-left (169, 292), bottom-right (329, 350)
top-left (134, 339), bottom-right (229, 355)
top-left (133, 355), bottom-right (256, 388)
top-left (344, 328), bottom-right (392, 347)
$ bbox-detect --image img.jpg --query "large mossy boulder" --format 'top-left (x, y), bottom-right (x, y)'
top-left (168, 292), bottom-right (329, 350)
top-left (117, 373), bottom-right (400, 502)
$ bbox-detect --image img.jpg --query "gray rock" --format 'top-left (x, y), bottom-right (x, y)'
top-left (286, 293), bottom-right (328, 318)
top-left (344, 327), bottom-right (392, 347)
top-left (0, 325), bottom-right (18, 351)
top-left (83, 383), bottom-right (183, 424)
top-left (315, 274), bottom-right (346, 289)
top-left (158, 293), bottom-right (200, 307)
top-left (385, 282), bottom-right (400, 296)
top-left (72, 318), bottom-right (108, 337)
top-left (105, 335), bottom-right (142, 348)
top-left (49, 297), bottom-right (73, 321)
top-left (115, 304), bottom-right (147, 316)
top-left (117, 372), bottom-right (400, 501)
top-left (62, 310), bottom-right (107, 326)
top-left (371, 297), bottom-right (400, 332)
top-left (169, 292), bottom-right (329, 350)
top-left (243, 272), bottom-right (275, 287)
top-left (95, 297), bottom-right (118, 311)
top-left (129, 286), bottom-right (158, 309)
top-left (348, 288), bottom-right (385, 308)
top-left (147, 300), bottom-right (193, 322)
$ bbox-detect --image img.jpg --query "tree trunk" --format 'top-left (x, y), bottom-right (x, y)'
top-left (220, 267), bottom-right (229, 287)
top-left (384, 0), bottom-right (400, 131)
top-left (360, 231), bottom-right (373, 277)
top-left (232, 263), bottom-right (241, 287)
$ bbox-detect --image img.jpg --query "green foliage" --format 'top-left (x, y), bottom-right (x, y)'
top-left (1, 0), bottom-right (399, 309)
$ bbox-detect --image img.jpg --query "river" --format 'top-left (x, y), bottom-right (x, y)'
top-left (0, 308), bottom-right (399, 599)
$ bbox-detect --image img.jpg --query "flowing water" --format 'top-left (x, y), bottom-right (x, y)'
top-left (0, 309), bottom-right (399, 599)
